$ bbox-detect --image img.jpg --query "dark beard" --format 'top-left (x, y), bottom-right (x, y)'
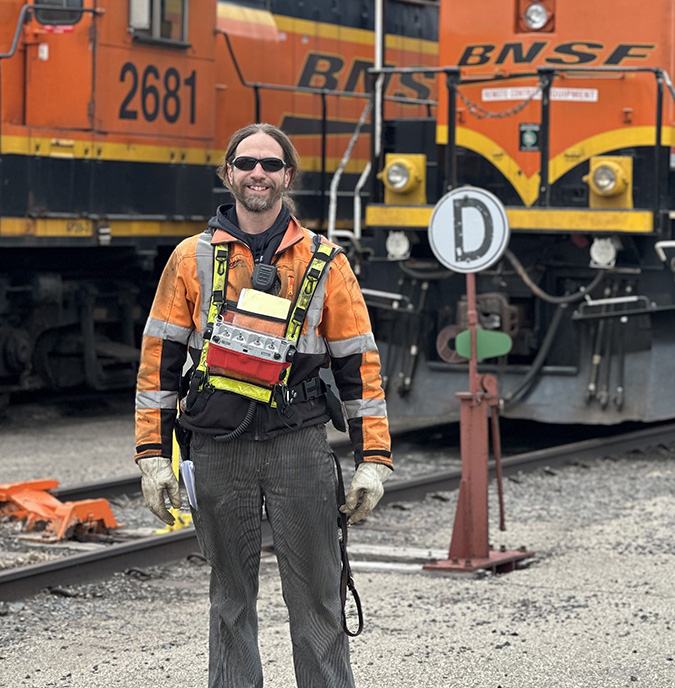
top-left (233, 179), bottom-right (284, 213)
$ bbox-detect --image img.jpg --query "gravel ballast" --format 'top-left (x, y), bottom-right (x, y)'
top-left (1, 403), bottom-right (674, 687)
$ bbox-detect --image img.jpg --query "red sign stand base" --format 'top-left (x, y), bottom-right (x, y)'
top-left (423, 548), bottom-right (533, 575)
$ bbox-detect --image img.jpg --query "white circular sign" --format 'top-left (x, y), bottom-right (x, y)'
top-left (428, 187), bottom-right (510, 273)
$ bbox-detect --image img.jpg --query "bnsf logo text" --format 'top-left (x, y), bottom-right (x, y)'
top-left (458, 42), bottom-right (656, 67)
top-left (297, 53), bottom-right (434, 100)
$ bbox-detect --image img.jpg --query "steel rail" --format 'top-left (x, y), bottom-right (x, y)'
top-left (55, 475), bottom-right (141, 502)
top-left (0, 528), bottom-right (203, 603)
top-left (381, 421), bottom-right (675, 504)
top-left (2, 422), bottom-right (675, 602)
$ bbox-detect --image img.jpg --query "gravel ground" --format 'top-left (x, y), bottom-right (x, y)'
top-left (1, 402), bottom-right (674, 687)
top-left (0, 398), bottom-right (459, 573)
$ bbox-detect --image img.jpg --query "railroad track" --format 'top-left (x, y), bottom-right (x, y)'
top-left (2, 422), bottom-right (675, 602)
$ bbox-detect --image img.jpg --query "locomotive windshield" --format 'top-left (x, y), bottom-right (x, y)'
top-left (34, 0), bottom-right (83, 25)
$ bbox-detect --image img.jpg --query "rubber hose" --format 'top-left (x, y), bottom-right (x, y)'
top-left (398, 261), bottom-right (456, 281)
top-left (505, 249), bottom-right (606, 304)
top-left (503, 302), bottom-right (567, 404)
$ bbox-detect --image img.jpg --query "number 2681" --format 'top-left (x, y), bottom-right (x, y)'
top-left (119, 62), bottom-right (196, 124)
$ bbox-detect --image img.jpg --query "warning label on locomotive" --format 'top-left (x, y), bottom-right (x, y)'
top-left (519, 124), bottom-right (541, 152)
top-left (482, 87), bottom-right (598, 102)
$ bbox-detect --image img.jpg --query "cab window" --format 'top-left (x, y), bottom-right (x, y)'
top-left (130, 0), bottom-right (189, 45)
top-left (34, 0), bottom-right (84, 25)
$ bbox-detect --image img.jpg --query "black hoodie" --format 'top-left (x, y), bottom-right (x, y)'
top-left (207, 203), bottom-right (291, 265)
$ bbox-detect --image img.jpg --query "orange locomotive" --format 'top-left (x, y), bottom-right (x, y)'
top-left (0, 0), bottom-right (437, 401)
top-left (356, 0), bottom-right (675, 424)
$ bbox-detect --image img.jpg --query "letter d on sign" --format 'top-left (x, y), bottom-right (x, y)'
top-left (453, 195), bottom-right (494, 264)
top-left (428, 187), bottom-right (510, 274)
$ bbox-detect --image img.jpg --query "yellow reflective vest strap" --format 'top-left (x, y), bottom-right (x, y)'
top-left (209, 376), bottom-right (274, 403)
top-left (194, 243), bottom-right (228, 382)
top-left (195, 240), bottom-right (338, 407)
top-left (285, 242), bottom-right (334, 341)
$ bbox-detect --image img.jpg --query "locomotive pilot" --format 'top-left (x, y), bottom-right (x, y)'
top-left (134, 123), bottom-right (392, 688)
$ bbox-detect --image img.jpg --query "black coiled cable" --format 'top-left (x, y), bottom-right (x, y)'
top-left (213, 399), bottom-right (257, 443)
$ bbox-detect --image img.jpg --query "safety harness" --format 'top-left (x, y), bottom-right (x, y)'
top-left (180, 233), bottom-right (361, 634)
top-left (183, 236), bottom-right (340, 431)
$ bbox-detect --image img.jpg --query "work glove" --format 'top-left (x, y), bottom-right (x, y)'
top-left (138, 456), bottom-right (182, 525)
top-left (340, 462), bottom-right (392, 525)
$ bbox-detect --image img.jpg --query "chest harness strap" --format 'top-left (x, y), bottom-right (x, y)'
top-left (184, 238), bottom-right (339, 421)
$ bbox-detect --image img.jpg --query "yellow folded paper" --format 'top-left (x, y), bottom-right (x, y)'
top-left (237, 288), bottom-right (290, 319)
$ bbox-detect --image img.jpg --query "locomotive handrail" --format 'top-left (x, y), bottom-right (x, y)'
top-left (327, 101), bottom-right (373, 244)
top-left (367, 64), bottom-right (675, 227)
top-left (581, 294), bottom-right (649, 309)
top-left (574, 293), bottom-right (663, 322)
top-left (660, 70), bottom-right (675, 105)
top-left (655, 240), bottom-right (675, 262)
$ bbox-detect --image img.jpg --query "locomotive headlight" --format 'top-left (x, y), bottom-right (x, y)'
top-left (592, 165), bottom-right (617, 194)
top-left (524, 3), bottom-right (548, 30)
top-left (386, 163), bottom-right (411, 191)
top-left (378, 154), bottom-right (427, 205)
top-left (583, 156), bottom-right (633, 209)
top-left (517, 0), bottom-right (555, 33)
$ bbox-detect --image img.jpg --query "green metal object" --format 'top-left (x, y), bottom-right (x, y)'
top-left (455, 329), bottom-right (513, 361)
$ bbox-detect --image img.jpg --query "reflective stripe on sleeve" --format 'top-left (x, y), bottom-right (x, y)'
top-left (343, 397), bottom-right (388, 419)
top-left (143, 318), bottom-right (193, 344)
top-left (135, 390), bottom-right (178, 410)
top-left (196, 231), bottom-right (214, 334)
top-left (327, 333), bottom-right (377, 358)
top-left (188, 330), bottom-right (204, 349)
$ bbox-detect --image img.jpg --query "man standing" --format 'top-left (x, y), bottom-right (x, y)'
top-left (135, 123), bottom-right (392, 688)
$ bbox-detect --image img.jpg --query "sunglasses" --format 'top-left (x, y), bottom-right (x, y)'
top-left (231, 156), bottom-right (287, 172)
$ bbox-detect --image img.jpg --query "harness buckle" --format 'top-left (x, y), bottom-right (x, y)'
top-left (298, 377), bottom-right (323, 401)
top-left (272, 384), bottom-right (302, 428)
top-left (183, 378), bottom-right (214, 416)
top-left (215, 251), bottom-right (228, 275)
top-left (304, 269), bottom-right (320, 294)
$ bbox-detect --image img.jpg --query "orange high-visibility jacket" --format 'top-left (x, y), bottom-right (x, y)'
top-left (135, 215), bottom-right (392, 468)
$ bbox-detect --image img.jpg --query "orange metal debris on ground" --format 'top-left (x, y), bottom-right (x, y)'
top-left (0, 480), bottom-right (119, 542)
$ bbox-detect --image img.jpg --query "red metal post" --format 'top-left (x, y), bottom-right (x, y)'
top-left (424, 273), bottom-right (532, 574)
top-left (467, 272), bottom-right (479, 395)
top-left (447, 387), bottom-right (490, 561)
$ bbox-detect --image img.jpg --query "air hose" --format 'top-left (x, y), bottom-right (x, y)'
top-left (214, 399), bottom-right (257, 443)
top-left (505, 249), bottom-right (606, 304)
top-left (501, 249), bottom-right (607, 403)
top-left (502, 302), bottom-right (566, 404)
top-left (398, 261), bottom-right (456, 281)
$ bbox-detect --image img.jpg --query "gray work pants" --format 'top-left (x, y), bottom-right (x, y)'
top-left (190, 424), bottom-right (355, 688)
